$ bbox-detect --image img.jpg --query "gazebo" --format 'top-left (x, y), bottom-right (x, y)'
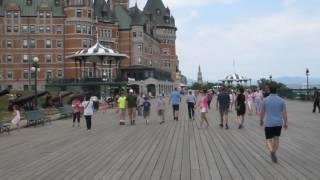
top-left (46, 42), bottom-right (128, 98)
top-left (66, 42), bottom-right (127, 81)
top-left (220, 73), bottom-right (252, 86)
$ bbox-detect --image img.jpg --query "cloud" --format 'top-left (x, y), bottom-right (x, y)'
top-left (178, 11), bottom-right (320, 80)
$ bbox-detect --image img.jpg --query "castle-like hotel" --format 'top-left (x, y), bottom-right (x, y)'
top-left (0, 0), bottom-right (180, 93)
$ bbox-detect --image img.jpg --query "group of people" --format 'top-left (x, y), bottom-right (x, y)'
top-left (184, 85), bottom-right (288, 163)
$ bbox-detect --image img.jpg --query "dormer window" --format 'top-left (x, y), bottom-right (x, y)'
top-left (156, 9), bottom-right (161, 15)
top-left (76, 9), bottom-right (82, 17)
top-left (14, 12), bottom-right (19, 18)
top-left (26, 0), bottom-right (32, 6)
top-left (39, 12), bottom-right (44, 18)
top-left (46, 12), bottom-right (51, 18)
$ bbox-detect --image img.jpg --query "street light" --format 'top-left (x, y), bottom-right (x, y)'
top-left (32, 56), bottom-right (40, 108)
top-left (306, 68), bottom-right (310, 99)
top-left (269, 75), bottom-right (273, 81)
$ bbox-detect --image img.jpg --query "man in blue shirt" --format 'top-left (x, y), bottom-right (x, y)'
top-left (260, 86), bottom-right (288, 163)
top-left (170, 88), bottom-right (181, 121)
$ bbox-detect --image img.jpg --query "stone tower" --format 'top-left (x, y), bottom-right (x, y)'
top-left (197, 65), bottom-right (203, 83)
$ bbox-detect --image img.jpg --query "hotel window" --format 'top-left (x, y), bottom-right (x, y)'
top-left (133, 32), bottom-right (137, 38)
top-left (7, 26), bottom-right (11, 32)
top-left (7, 71), bottom-right (13, 79)
top-left (7, 55), bottom-right (13, 63)
top-left (39, 26), bottom-right (44, 33)
top-left (57, 25), bottom-right (63, 34)
top-left (13, 26), bottom-right (19, 32)
top-left (57, 55), bottom-right (63, 62)
top-left (23, 69), bottom-right (29, 79)
top-left (23, 55), bottom-right (29, 63)
top-left (88, 10), bottom-right (92, 18)
top-left (46, 55), bottom-right (52, 63)
top-left (30, 39), bottom-right (35, 48)
top-left (46, 26), bottom-right (51, 33)
top-left (87, 25), bottom-right (91, 34)
top-left (162, 48), bottom-right (170, 55)
top-left (82, 25), bottom-right (87, 34)
top-left (55, 0), bottom-right (60, 6)
top-left (57, 40), bottom-right (63, 48)
top-left (45, 40), bottom-right (51, 48)
top-left (46, 71), bottom-right (53, 79)
top-left (6, 40), bottom-right (12, 48)
top-left (22, 25), bottom-right (29, 32)
top-left (23, 40), bottom-right (28, 48)
top-left (57, 70), bottom-right (63, 78)
top-left (30, 25), bottom-right (35, 33)
top-left (138, 44), bottom-right (143, 53)
top-left (76, 9), bottom-right (82, 17)
top-left (26, 0), bottom-right (32, 5)
top-left (6, 12), bottom-right (11, 18)
top-left (14, 12), bottom-right (19, 18)
top-left (82, 39), bottom-right (88, 48)
top-left (76, 24), bottom-right (81, 33)
top-left (39, 12), bottom-right (44, 18)
top-left (46, 12), bottom-right (51, 18)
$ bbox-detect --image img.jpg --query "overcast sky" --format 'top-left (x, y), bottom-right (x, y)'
top-left (131, 0), bottom-right (320, 81)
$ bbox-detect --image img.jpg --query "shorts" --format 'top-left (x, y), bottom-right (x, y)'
top-left (172, 105), bottom-right (180, 111)
top-left (128, 107), bottom-right (136, 118)
top-left (219, 107), bottom-right (229, 114)
top-left (265, 126), bottom-right (282, 139)
top-left (200, 107), bottom-right (207, 113)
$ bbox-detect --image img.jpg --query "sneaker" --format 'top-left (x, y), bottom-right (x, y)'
top-left (225, 124), bottom-right (229, 130)
top-left (219, 124), bottom-right (223, 128)
top-left (238, 124), bottom-right (243, 129)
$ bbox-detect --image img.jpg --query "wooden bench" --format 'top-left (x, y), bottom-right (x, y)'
top-left (0, 122), bottom-right (10, 135)
top-left (57, 106), bottom-right (73, 118)
top-left (25, 110), bottom-right (49, 127)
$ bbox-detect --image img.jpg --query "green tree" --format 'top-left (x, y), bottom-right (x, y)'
top-left (257, 78), bottom-right (287, 89)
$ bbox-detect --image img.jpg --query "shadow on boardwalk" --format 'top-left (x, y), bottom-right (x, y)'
top-left (0, 100), bottom-right (319, 180)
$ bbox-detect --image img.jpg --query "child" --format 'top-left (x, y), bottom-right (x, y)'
top-left (157, 94), bottom-right (165, 124)
top-left (11, 105), bottom-right (21, 129)
top-left (143, 96), bottom-right (151, 125)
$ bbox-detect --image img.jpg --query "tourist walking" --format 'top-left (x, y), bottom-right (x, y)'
top-left (81, 96), bottom-right (94, 131)
top-left (71, 97), bottom-right (81, 127)
top-left (236, 88), bottom-right (246, 129)
top-left (260, 86), bottom-right (288, 163)
top-left (312, 88), bottom-right (320, 113)
top-left (207, 91), bottom-right (213, 109)
top-left (186, 91), bottom-right (196, 120)
top-left (254, 89), bottom-right (264, 114)
top-left (143, 96), bottom-right (151, 125)
top-left (127, 89), bottom-right (137, 125)
top-left (117, 91), bottom-right (127, 125)
top-left (170, 88), bottom-right (181, 121)
top-left (198, 90), bottom-right (209, 128)
top-left (157, 94), bottom-right (166, 124)
top-left (11, 105), bottom-right (21, 129)
top-left (217, 87), bottom-right (230, 129)
top-left (137, 93), bottom-right (145, 116)
top-left (246, 89), bottom-right (254, 115)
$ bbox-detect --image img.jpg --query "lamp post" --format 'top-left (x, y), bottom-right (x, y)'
top-left (306, 68), bottom-right (310, 99)
top-left (32, 57), bottom-right (39, 108)
top-left (102, 72), bottom-right (108, 100)
top-left (269, 75), bottom-right (273, 81)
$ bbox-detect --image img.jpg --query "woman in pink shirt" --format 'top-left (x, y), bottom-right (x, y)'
top-left (198, 90), bottom-right (209, 128)
top-left (71, 98), bottom-right (81, 127)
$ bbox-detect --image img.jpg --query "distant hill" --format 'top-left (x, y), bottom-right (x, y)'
top-left (275, 76), bottom-right (320, 88)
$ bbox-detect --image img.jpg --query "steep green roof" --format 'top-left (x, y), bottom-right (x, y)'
top-left (143, 0), bottom-right (176, 28)
top-left (0, 0), bottom-right (64, 17)
top-left (129, 4), bottom-right (144, 26)
top-left (94, 0), bottom-right (114, 22)
top-left (113, 5), bottom-right (132, 29)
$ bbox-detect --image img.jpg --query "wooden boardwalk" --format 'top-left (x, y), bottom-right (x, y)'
top-left (0, 99), bottom-right (319, 180)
